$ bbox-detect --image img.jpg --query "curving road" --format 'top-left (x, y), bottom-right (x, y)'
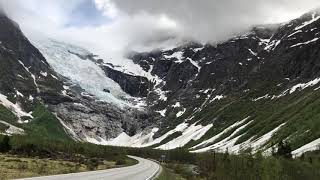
top-left (17, 156), bottom-right (161, 180)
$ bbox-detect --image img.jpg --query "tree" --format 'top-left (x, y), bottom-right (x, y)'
top-left (275, 140), bottom-right (292, 159)
top-left (0, 136), bottom-right (11, 152)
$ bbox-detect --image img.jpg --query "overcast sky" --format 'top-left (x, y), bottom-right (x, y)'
top-left (0, 0), bottom-right (320, 61)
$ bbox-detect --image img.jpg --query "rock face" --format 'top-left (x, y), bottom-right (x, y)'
top-left (1, 9), bottom-right (320, 155)
top-left (50, 92), bottom-right (154, 140)
top-left (0, 13), bottom-right (63, 112)
top-left (0, 13), bottom-right (155, 142)
top-left (100, 65), bottom-right (150, 97)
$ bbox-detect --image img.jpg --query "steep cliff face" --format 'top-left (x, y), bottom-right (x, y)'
top-left (0, 13), bottom-right (64, 119)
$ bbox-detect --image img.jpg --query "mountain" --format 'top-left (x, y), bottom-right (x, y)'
top-left (1, 9), bottom-right (320, 157)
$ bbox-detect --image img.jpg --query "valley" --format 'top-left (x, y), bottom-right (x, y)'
top-left (0, 3), bottom-right (320, 180)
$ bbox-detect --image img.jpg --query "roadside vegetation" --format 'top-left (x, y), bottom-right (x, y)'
top-left (127, 143), bottom-right (320, 180)
top-left (0, 154), bottom-right (114, 180)
top-left (0, 133), bottom-right (319, 180)
top-left (0, 135), bottom-right (137, 180)
top-left (156, 166), bottom-right (186, 180)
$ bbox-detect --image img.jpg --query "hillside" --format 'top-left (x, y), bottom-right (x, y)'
top-left (0, 9), bottom-right (320, 157)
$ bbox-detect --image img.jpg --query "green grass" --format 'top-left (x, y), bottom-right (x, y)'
top-left (0, 123), bottom-right (9, 132)
top-left (156, 166), bottom-right (186, 180)
top-left (0, 102), bottom-right (70, 142)
top-left (21, 103), bottom-right (71, 141)
top-left (0, 105), bottom-right (18, 125)
top-left (0, 153), bottom-right (123, 180)
top-left (187, 84), bottom-right (320, 151)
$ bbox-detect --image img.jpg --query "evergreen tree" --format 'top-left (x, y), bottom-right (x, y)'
top-left (276, 140), bottom-right (292, 159)
top-left (0, 136), bottom-right (11, 152)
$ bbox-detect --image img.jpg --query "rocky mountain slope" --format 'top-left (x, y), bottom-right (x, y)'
top-left (0, 13), bottom-right (155, 142)
top-left (1, 9), bottom-right (320, 156)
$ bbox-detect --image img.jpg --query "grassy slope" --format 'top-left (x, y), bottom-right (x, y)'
top-left (22, 103), bottom-right (71, 141)
top-left (0, 104), bottom-right (18, 125)
top-left (0, 102), bottom-right (70, 141)
top-left (186, 85), bottom-right (320, 151)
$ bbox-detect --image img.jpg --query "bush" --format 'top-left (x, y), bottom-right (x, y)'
top-left (0, 136), bottom-right (11, 152)
top-left (115, 158), bottom-right (126, 166)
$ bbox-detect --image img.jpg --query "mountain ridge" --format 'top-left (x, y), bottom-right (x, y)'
top-left (0, 10), bottom-right (320, 156)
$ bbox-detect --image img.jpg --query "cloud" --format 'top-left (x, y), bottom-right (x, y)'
top-left (0, 0), bottom-right (320, 65)
top-left (94, 0), bottom-right (119, 18)
top-left (0, 0), bottom-right (181, 63)
top-left (108, 0), bottom-right (320, 42)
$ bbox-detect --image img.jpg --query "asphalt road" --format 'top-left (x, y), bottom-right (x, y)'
top-left (17, 156), bottom-right (161, 180)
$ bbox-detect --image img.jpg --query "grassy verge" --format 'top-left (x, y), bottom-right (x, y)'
top-left (0, 153), bottom-right (137, 180)
top-left (156, 165), bottom-right (186, 180)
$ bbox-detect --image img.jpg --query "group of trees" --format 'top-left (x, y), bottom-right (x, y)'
top-left (273, 140), bottom-right (293, 159)
top-left (1, 133), bottom-right (319, 180)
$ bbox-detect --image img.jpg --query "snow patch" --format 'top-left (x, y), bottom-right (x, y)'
top-left (191, 116), bottom-right (251, 150)
top-left (156, 109), bottom-right (167, 117)
top-left (290, 38), bottom-right (319, 48)
top-left (294, 13), bottom-right (320, 31)
top-left (287, 30), bottom-right (302, 38)
top-left (187, 58), bottom-right (201, 72)
top-left (0, 120), bottom-right (24, 135)
top-left (18, 60), bottom-right (40, 93)
top-left (289, 78), bottom-right (320, 94)
top-left (164, 51), bottom-right (183, 60)
top-left (176, 108), bottom-right (186, 118)
top-left (247, 123), bottom-right (286, 153)
top-left (172, 102), bottom-right (181, 108)
top-left (191, 118), bottom-right (253, 153)
top-left (248, 49), bottom-right (257, 56)
top-left (157, 123), bottom-right (213, 150)
top-left (273, 78), bottom-right (320, 99)
top-left (16, 90), bottom-right (24, 97)
top-left (0, 93), bottom-right (33, 122)
top-left (210, 95), bottom-right (224, 103)
top-left (252, 94), bottom-right (270, 101)
top-left (40, 71), bottom-right (48, 77)
top-left (292, 138), bottom-right (320, 157)
top-left (86, 128), bottom-right (161, 148)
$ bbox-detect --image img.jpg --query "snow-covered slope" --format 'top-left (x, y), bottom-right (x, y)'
top-left (31, 38), bottom-right (137, 108)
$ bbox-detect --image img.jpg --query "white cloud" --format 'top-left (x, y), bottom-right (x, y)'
top-left (94, 0), bottom-right (119, 18)
top-left (108, 0), bottom-right (320, 42)
top-left (1, 0), bottom-right (320, 65)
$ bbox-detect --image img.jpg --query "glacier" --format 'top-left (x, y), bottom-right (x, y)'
top-left (31, 38), bottom-right (136, 108)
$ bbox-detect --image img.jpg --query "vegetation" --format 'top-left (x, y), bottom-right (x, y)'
top-left (156, 166), bottom-right (186, 180)
top-left (0, 135), bottom-right (137, 179)
top-left (22, 103), bottom-right (71, 141)
top-left (126, 145), bottom-right (320, 180)
top-left (0, 95), bottom-right (319, 180)
top-left (195, 151), bottom-right (320, 180)
top-left (0, 105), bottom-right (18, 125)
top-left (0, 129), bottom-right (319, 180)
top-left (0, 154), bottom-right (116, 180)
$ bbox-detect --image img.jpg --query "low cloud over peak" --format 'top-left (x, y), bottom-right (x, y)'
top-left (0, 0), bottom-right (319, 64)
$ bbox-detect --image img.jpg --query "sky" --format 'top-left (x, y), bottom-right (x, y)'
top-left (0, 0), bottom-right (320, 62)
